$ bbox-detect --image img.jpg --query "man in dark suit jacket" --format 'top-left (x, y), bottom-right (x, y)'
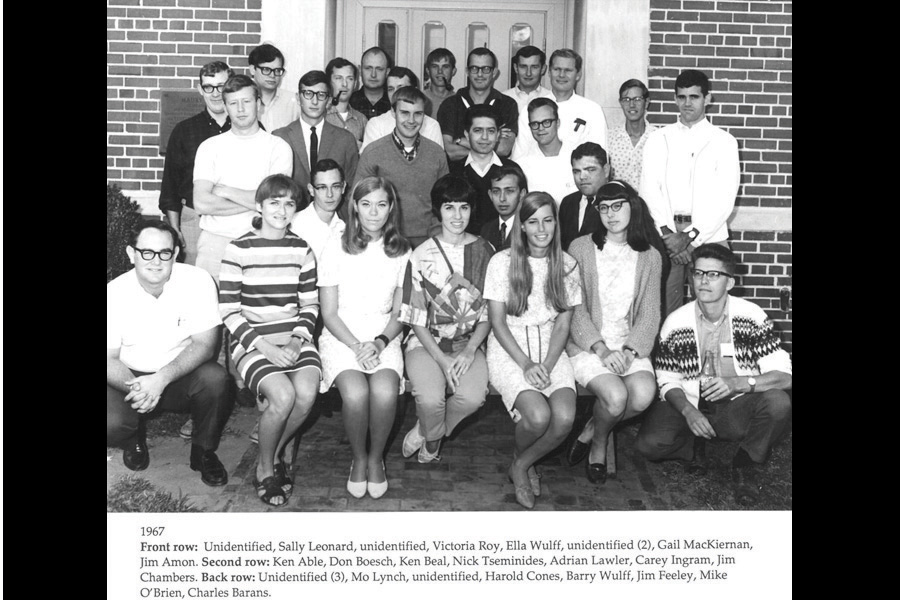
top-left (479, 163), bottom-right (527, 251)
top-left (559, 142), bottom-right (610, 250)
top-left (273, 70), bottom-right (359, 192)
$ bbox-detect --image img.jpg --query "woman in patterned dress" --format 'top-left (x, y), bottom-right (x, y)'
top-left (219, 175), bottom-right (321, 507)
top-left (398, 175), bottom-right (495, 463)
top-left (317, 177), bottom-right (411, 499)
top-left (483, 192), bottom-right (582, 509)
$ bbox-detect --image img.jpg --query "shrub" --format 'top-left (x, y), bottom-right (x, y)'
top-left (107, 184), bottom-right (143, 282)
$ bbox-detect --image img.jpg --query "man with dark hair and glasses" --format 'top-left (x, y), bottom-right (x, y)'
top-left (437, 47), bottom-right (519, 162)
top-left (159, 60), bottom-right (234, 265)
top-left (273, 70), bottom-right (359, 192)
top-left (249, 43), bottom-right (299, 131)
top-left (107, 220), bottom-right (233, 486)
top-left (636, 244), bottom-right (792, 506)
top-left (514, 97), bottom-right (578, 205)
top-left (607, 79), bottom-right (656, 190)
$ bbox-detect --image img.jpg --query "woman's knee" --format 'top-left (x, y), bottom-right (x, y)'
top-left (262, 383), bottom-right (296, 419)
top-left (517, 399), bottom-right (551, 434)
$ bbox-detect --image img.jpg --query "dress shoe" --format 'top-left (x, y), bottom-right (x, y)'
top-left (346, 462), bottom-right (367, 499)
top-left (586, 462), bottom-right (607, 484)
top-left (367, 462), bottom-right (389, 499)
top-left (123, 439), bottom-right (149, 471)
top-left (527, 466), bottom-right (542, 496)
top-left (566, 438), bottom-right (591, 466)
top-left (190, 446), bottom-right (228, 486)
top-left (508, 466), bottom-right (535, 509)
top-left (732, 466), bottom-right (760, 506)
top-left (401, 421), bottom-right (425, 458)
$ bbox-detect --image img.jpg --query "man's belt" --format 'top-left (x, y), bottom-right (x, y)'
top-left (674, 214), bottom-right (692, 223)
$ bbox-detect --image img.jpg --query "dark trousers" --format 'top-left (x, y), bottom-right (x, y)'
top-left (106, 361), bottom-right (232, 451)
top-left (635, 389), bottom-right (791, 464)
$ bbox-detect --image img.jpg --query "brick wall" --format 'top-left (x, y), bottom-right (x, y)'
top-left (647, 0), bottom-right (792, 351)
top-left (107, 0), bottom-right (262, 193)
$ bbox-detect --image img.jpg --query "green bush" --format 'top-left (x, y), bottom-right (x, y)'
top-left (107, 184), bottom-right (143, 282)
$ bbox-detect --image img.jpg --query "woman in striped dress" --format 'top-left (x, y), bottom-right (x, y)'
top-left (219, 174), bottom-right (321, 507)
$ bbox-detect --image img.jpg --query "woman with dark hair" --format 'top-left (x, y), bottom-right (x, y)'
top-left (398, 174), bottom-right (495, 463)
top-left (483, 192), bottom-right (582, 509)
top-left (219, 174), bottom-right (321, 507)
top-left (317, 176), bottom-right (411, 499)
top-left (565, 180), bottom-right (662, 484)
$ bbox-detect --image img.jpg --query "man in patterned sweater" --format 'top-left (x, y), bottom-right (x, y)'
top-left (635, 244), bottom-right (791, 505)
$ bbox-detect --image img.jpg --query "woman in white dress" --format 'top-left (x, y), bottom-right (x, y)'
top-left (565, 180), bottom-right (662, 484)
top-left (483, 192), bottom-right (582, 509)
top-left (317, 177), bottom-right (411, 499)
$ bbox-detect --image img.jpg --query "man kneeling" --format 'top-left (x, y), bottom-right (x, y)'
top-left (635, 244), bottom-right (791, 505)
top-left (107, 221), bottom-right (233, 485)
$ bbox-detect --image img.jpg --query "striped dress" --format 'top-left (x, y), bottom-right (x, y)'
top-left (219, 230), bottom-right (321, 395)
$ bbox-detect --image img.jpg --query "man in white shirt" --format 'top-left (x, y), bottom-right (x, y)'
top-left (512, 48), bottom-right (608, 161)
top-left (291, 158), bottom-right (347, 262)
top-left (607, 78), bottom-right (657, 190)
top-left (249, 43), bottom-right (300, 132)
top-left (107, 221), bottom-right (231, 485)
top-left (641, 69), bottom-right (740, 316)
top-left (503, 45), bottom-right (553, 114)
top-left (360, 67), bottom-right (444, 151)
top-left (515, 97), bottom-right (579, 205)
top-left (193, 75), bottom-right (293, 281)
top-left (480, 163), bottom-right (528, 251)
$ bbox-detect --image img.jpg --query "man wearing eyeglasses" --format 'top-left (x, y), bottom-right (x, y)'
top-left (159, 61), bottom-right (234, 266)
top-left (607, 79), bottom-right (657, 190)
top-left (641, 69), bottom-right (740, 317)
top-left (558, 142), bottom-right (610, 251)
top-left (636, 244), bottom-right (791, 506)
top-left (249, 43), bottom-right (299, 132)
top-left (273, 70), bottom-right (359, 193)
top-left (108, 221), bottom-right (233, 486)
top-left (437, 47), bottom-right (519, 162)
top-left (514, 97), bottom-right (578, 205)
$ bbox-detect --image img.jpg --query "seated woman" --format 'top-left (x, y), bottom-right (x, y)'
top-left (398, 174), bottom-right (495, 463)
top-left (219, 174), bottom-right (321, 507)
top-left (317, 177), bottom-right (411, 499)
top-left (483, 192), bottom-right (582, 509)
top-left (565, 180), bottom-right (662, 483)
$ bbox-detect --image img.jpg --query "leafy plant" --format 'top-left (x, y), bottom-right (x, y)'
top-left (107, 184), bottom-right (143, 282)
top-left (107, 475), bottom-right (203, 512)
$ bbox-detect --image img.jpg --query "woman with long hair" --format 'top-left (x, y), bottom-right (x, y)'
top-left (218, 174), bottom-right (321, 507)
top-left (565, 180), bottom-right (662, 483)
top-left (483, 192), bottom-right (582, 508)
top-left (317, 177), bottom-right (411, 499)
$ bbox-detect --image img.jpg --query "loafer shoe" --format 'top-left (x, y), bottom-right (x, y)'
top-left (123, 439), bottom-right (149, 471)
top-left (401, 421), bottom-right (425, 458)
top-left (586, 462), bottom-right (607, 484)
top-left (190, 447), bottom-right (228, 487)
top-left (733, 466), bottom-right (760, 506)
top-left (566, 438), bottom-right (591, 466)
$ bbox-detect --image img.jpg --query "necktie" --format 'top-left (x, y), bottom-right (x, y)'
top-left (583, 197), bottom-right (596, 231)
top-left (500, 221), bottom-right (507, 245)
top-left (309, 126), bottom-right (318, 169)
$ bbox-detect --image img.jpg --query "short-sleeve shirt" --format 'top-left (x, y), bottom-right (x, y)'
top-left (107, 264), bottom-right (221, 373)
top-left (607, 122), bottom-right (657, 190)
top-left (290, 205), bottom-right (346, 262)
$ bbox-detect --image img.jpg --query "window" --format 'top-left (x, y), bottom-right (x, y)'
top-left (509, 23), bottom-right (533, 88)
top-left (422, 21), bottom-right (446, 85)
top-left (378, 21), bottom-right (397, 65)
top-left (466, 22), bottom-right (489, 55)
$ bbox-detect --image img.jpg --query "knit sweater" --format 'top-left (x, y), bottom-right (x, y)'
top-left (655, 295), bottom-right (792, 409)
top-left (355, 135), bottom-right (449, 238)
top-left (566, 235), bottom-right (662, 359)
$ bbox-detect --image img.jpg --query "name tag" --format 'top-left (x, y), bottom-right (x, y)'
top-left (720, 343), bottom-right (735, 357)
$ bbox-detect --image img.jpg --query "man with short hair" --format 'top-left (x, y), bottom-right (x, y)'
top-left (350, 46), bottom-right (392, 119)
top-left (423, 48), bottom-right (457, 118)
top-left (193, 75), bottom-right (292, 281)
top-left (273, 70), bottom-right (359, 192)
top-left (515, 97), bottom-right (579, 205)
top-left (355, 86), bottom-right (449, 247)
top-left (480, 163), bottom-right (528, 251)
top-left (360, 67), bottom-right (444, 150)
top-left (448, 104), bottom-right (521, 234)
top-left (291, 158), bottom-right (347, 262)
top-left (437, 47), bottom-right (519, 162)
top-left (558, 142), bottom-right (610, 250)
top-left (641, 69), bottom-right (740, 316)
top-left (636, 244), bottom-right (792, 506)
top-left (325, 57), bottom-right (369, 149)
top-left (512, 48), bottom-right (608, 161)
top-left (107, 221), bottom-right (232, 486)
top-left (607, 79), bottom-right (656, 190)
top-left (248, 43), bottom-right (300, 132)
top-left (159, 61), bottom-right (234, 265)
top-left (503, 45), bottom-right (553, 113)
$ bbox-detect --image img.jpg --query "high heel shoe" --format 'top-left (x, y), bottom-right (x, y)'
top-left (346, 462), bottom-right (366, 499)
top-left (507, 466), bottom-right (535, 509)
top-left (367, 461), bottom-right (388, 499)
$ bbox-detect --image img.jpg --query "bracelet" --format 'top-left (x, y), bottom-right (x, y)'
top-left (623, 346), bottom-right (638, 358)
top-left (375, 334), bottom-right (390, 347)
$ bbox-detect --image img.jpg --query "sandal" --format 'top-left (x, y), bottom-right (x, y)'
top-left (253, 475), bottom-right (287, 507)
top-left (273, 463), bottom-right (293, 495)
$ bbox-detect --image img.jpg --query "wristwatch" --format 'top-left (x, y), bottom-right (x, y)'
top-left (747, 376), bottom-right (757, 393)
top-left (686, 227), bottom-right (699, 241)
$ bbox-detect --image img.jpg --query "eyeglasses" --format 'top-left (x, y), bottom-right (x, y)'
top-left (256, 66), bottom-right (286, 77)
top-left (300, 90), bottom-right (330, 101)
top-left (690, 269), bottom-right (734, 282)
top-left (467, 65), bottom-right (495, 75)
top-left (201, 84), bottom-right (225, 93)
top-left (134, 248), bottom-right (175, 261)
top-left (597, 200), bottom-right (627, 214)
top-left (528, 118), bottom-right (557, 130)
top-left (619, 96), bottom-right (647, 105)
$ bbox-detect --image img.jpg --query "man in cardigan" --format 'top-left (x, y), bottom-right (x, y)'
top-left (558, 142), bottom-right (610, 251)
top-left (355, 86), bottom-right (449, 247)
top-left (635, 244), bottom-right (792, 506)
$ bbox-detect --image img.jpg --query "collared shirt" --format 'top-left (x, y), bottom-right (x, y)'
top-left (391, 130), bottom-right (420, 161)
top-left (608, 121), bottom-right (657, 190)
top-left (511, 92), bottom-right (608, 161)
top-left (464, 151), bottom-right (504, 178)
top-left (696, 298), bottom-right (740, 397)
top-left (159, 110), bottom-right (231, 212)
top-left (502, 84), bottom-right (554, 114)
top-left (325, 104), bottom-right (368, 146)
top-left (498, 214), bottom-right (515, 241)
top-left (290, 204), bottom-right (346, 262)
top-left (577, 195), bottom-right (592, 233)
top-left (349, 88), bottom-right (391, 120)
top-left (259, 88), bottom-right (301, 132)
top-left (515, 139), bottom-right (580, 205)
top-left (297, 117), bottom-right (324, 167)
top-left (360, 111), bottom-right (444, 151)
top-left (107, 264), bottom-right (221, 373)
top-left (668, 118), bottom-right (720, 214)
top-left (436, 86), bottom-right (520, 141)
